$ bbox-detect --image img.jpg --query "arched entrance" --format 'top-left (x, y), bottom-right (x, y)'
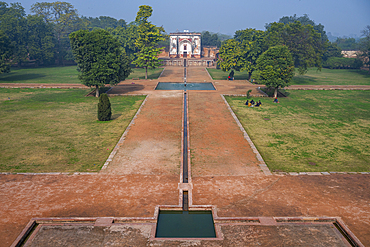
top-left (179, 40), bottom-right (192, 58)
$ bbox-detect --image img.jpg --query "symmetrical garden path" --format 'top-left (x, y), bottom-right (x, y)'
top-left (0, 66), bottom-right (369, 246)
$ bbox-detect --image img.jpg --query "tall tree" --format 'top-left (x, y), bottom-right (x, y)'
top-left (201, 31), bottom-right (221, 47)
top-left (359, 25), bottom-right (370, 68)
top-left (265, 21), bottom-right (324, 74)
top-left (266, 14), bottom-right (328, 42)
top-left (234, 28), bottom-right (267, 80)
top-left (217, 39), bottom-right (246, 72)
top-left (31, 2), bottom-right (83, 65)
top-left (0, 30), bottom-right (13, 74)
top-left (133, 5), bottom-right (165, 79)
top-left (256, 45), bottom-right (295, 98)
top-left (69, 29), bottom-right (131, 97)
top-left (108, 21), bottom-right (138, 62)
top-left (26, 15), bottom-right (55, 66)
top-left (82, 16), bottom-right (127, 30)
top-left (0, 2), bottom-right (28, 66)
top-left (335, 37), bottom-right (358, 50)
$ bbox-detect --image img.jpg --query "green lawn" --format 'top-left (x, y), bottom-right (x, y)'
top-left (127, 68), bottom-right (164, 80)
top-left (225, 90), bottom-right (370, 172)
top-left (0, 66), bottom-right (164, 84)
top-left (291, 68), bottom-right (370, 85)
top-left (206, 68), bottom-right (251, 80)
top-left (0, 88), bottom-right (145, 173)
top-left (0, 66), bottom-right (80, 84)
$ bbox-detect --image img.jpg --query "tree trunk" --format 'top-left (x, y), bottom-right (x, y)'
top-left (248, 72), bottom-right (252, 81)
top-left (145, 66), bottom-right (148, 80)
top-left (95, 85), bottom-right (100, 98)
top-left (274, 87), bottom-right (278, 99)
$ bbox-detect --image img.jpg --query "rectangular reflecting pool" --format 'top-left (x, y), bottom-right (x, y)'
top-left (155, 82), bottom-right (215, 90)
top-left (155, 210), bottom-right (216, 238)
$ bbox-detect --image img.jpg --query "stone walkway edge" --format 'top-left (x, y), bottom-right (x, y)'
top-left (221, 94), bottom-right (272, 176)
top-left (101, 94), bottom-right (149, 170)
top-left (221, 94), bottom-right (370, 176)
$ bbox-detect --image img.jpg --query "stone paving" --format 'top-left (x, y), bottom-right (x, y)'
top-left (1, 66), bottom-right (369, 246)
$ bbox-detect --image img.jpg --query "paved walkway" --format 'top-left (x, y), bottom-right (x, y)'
top-left (0, 66), bottom-right (369, 246)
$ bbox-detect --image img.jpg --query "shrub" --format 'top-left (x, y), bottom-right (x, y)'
top-left (247, 90), bottom-right (252, 99)
top-left (98, 93), bottom-right (111, 121)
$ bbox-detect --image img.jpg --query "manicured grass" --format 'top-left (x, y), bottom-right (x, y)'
top-left (206, 68), bottom-right (250, 80)
top-left (0, 88), bottom-right (145, 172)
top-left (0, 66), bottom-right (80, 84)
top-left (225, 90), bottom-right (370, 172)
top-left (291, 68), bottom-right (370, 85)
top-left (127, 68), bottom-right (164, 80)
top-left (0, 66), bottom-right (164, 84)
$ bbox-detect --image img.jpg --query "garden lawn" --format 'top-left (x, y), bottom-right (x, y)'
top-left (291, 68), bottom-right (370, 85)
top-left (225, 90), bottom-right (370, 172)
top-left (0, 88), bottom-right (145, 172)
top-left (206, 68), bottom-right (251, 80)
top-left (126, 68), bottom-right (164, 80)
top-left (0, 66), bottom-right (80, 84)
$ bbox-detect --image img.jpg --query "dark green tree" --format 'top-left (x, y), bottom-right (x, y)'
top-left (108, 22), bottom-right (139, 62)
top-left (335, 37), bottom-right (358, 50)
top-left (31, 1), bottom-right (83, 65)
top-left (69, 29), bottom-right (131, 97)
top-left (0, 30), bottom-right (13, 74)
top-left (256, 45), bottom-right (295, 98)
top-left (322, 42), bottom-right (342, 62)
top-left (98, 93), bottom-right (111, 121)
top-left (133, 5), bottom-right (165, 79)
top-left (266, 14), bottom-right (328, 42)
top-left (234, 28), bottom-right (267, 80)
top-left (359, 25), bottom-right (370, 68)
top-left (82, 16), bottom-right (127, 30)
top-left (201, 31), bottom-right (221, 47)
top-left (0, 2), bottom-right (28, 66)
top-left (26, 15), bottom-right (55, 66)
top-left (265, 21), bottom-right (324, 74)
top-left (217, 39), bottom-right (246, 72)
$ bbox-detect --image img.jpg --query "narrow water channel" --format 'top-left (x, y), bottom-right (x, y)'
top-left (183, 91), bottom-right (188, 184)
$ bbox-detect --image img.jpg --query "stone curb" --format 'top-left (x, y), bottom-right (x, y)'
top-left (273, 171), bottom-right (370, 176)
top-left (100, 94), bottom-right (149, 170)
top-left (221, 94), bottom-right (272, 176)
top-left (205, 68), bottom-right (213, 81)
top-left (158, 67), bottom-right (166, 78)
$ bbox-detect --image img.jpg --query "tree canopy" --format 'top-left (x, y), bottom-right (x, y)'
top-left (217, 39), bottom-right (246, 72)
top-left (0, 30), bottom-right (13, 74)
top-left (133, 5), bottom-right (165, 79)
top-left (234, 28), bottom-right (267, 79)
top-left (265, 21), bottom-right (324, 74)
top-left (69, 29), bottom-right (131, 97)
top-left (359, 25), bottom-right (370, 68)
top-left (201, 31), bottom-right (221, 47)
top-left (256, 45), bottom-right (295, 98)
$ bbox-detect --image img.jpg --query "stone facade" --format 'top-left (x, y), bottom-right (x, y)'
top-left (170, 32), bottom-right (201, 58)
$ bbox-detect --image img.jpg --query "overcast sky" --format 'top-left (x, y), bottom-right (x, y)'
top-left (7, 0), bottom-right (370, 38)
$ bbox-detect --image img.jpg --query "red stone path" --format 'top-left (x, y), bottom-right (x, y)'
top-left (1, 66), bottom-right (369, 246)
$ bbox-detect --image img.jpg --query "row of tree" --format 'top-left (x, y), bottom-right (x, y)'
top-left (218, 15), bottom-right (370, 82)
top-left (0, 1), bottom-right (142, 71)
top-left (69, 5), bottom-right (165, 97)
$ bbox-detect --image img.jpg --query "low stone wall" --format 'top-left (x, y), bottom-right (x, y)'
top-left (160, 59), bottom-right (215, 67)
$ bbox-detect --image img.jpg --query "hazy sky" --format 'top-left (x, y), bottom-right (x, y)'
top-left (7, 0), bottom-right (370, 38)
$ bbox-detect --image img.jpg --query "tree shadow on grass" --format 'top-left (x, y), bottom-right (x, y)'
top-left (291, 75), bottom-right (317, 85)
top-left (0, 73), bottom-right (46, 83)
top-left (108, 84), bottom-right (145, 94)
